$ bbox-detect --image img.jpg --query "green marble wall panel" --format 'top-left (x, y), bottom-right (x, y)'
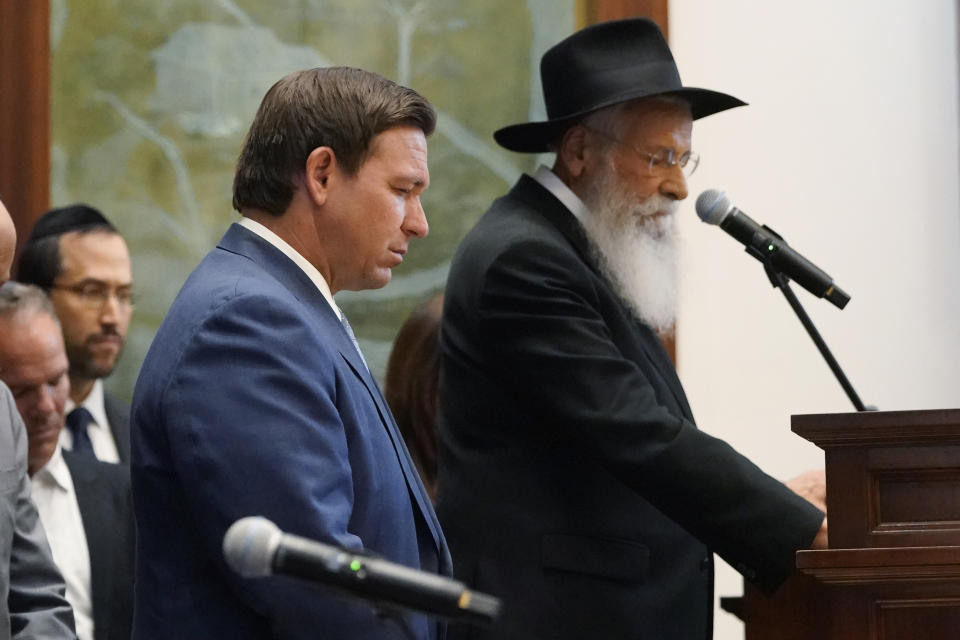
top-left (50, 0), bottom-right (575, 395)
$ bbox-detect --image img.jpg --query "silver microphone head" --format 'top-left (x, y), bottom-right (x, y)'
top-left (223, 516), bottom-right (282, 578)
top-left (695, 189), bottom-right (733, 225)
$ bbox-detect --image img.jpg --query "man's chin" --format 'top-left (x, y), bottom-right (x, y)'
top-left (348, 270), bottom-right (392, 292)
top-left (27, 434), bottom-right (60, 467)
top-left (73, 358), bottom-right (120, 381)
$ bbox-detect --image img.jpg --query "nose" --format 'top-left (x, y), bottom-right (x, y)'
top-left (660, 167), bottom-right (688, 201)
top-left (99, 293), bottom-right (121, 325)
top-left (403, 197), bottom-right (429, 238)
top-left (33, 385), bottom-right (56, 416)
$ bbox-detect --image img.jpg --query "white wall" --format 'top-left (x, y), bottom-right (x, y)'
top-left (669, 1), bottom-right (960, 638)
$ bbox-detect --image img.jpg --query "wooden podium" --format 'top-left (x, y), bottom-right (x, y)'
top-left (731, 408), bottom-right (960, 639)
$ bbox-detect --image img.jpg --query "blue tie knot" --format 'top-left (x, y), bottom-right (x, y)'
top-left (65, 406), bottom-right (96, 457)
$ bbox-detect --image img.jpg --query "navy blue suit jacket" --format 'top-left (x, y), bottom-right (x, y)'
top-left (132, 224), bottom-right (450, 640)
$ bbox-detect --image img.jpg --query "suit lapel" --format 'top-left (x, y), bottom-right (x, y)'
top-left (64, 451), bottom-right (115, 640)
top-left (217, 224), bottom-right (449, 567)
top-left (512, 177), bottom-right (695, 420)
top-left (339, 354), bottom-right (450, 567)
top-left (512, 175), bottom-right (597, 274)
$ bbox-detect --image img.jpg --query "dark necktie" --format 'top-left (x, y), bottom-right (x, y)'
top-left (65, 407), bottom-right (96, 457)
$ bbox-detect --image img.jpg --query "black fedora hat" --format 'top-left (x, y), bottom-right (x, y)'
top-left (494, 18), bottom-right (746, 153)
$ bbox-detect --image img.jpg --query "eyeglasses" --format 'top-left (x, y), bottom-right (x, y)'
top-left (584, 126), bottom-right (700, 177)
top-left (50, 280), bottom-right (136, 309)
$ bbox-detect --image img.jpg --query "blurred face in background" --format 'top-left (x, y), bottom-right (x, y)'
top-left (0, 200), bottom-right (15, 284)
top-left (48, 231), bottom-right (133, 382)
top-left (0, 311), bottom-right (70, 475)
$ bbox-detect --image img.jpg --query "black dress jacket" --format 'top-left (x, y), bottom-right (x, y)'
top-left (437, 176), bottom-right (823, 640)
top-left (63, 450), bottom-right (134, 640)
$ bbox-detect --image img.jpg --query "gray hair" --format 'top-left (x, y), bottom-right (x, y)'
top-left (0, 281), bottom-right (58, 325)
top-left (580, 94), bottom-right (691, 144)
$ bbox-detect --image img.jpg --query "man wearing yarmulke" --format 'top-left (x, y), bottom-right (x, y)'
top-left (438, 18), bottom-right (827, 639)
top-left (17, 205), bottom-right (133, 464)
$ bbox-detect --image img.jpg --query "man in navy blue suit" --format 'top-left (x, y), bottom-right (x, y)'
top-left (131, 67), bottom-right (449, 640)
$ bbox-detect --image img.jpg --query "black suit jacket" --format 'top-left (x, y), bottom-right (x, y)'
top-left (437, 176), bottom-right (824, 640)
top-left (63, 450), bottom-right (134, 640)
top-left (103, 392), bottom-right (130, 464)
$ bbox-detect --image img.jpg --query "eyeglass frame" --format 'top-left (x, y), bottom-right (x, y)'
top-left (49, 279), bottom-right (136, 309)
top-left (582, 125), bottom-right (700, 177)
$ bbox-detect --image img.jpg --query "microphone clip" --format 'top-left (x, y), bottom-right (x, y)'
top-left (744, 224), bottom-right (790, 288)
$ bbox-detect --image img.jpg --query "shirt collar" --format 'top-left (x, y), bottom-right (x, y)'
top-left (34, 445), bottom-right (71, 493)
top-left (531, 165), bottom-right (590, 224)
top-left (238, 217), bottom-right (341, 317)
top-left (64, 379), bottom-right (109, 433)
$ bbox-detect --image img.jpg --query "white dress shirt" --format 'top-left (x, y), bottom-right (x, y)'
top-left (532, 164), bottom-right (590, 224)
top-left (31, 446), bottom-right (95, 640)
top-left (60, 379), bottom-right (121, 463)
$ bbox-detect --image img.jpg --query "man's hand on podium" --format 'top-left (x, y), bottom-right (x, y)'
top-left (786, 468), bottom-right (829, 549)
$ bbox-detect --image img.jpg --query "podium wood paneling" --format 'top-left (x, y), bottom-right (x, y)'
top-left (735, 409), bottom-right (960, 639)
top-left (794, 409), bottom-right (960, 549)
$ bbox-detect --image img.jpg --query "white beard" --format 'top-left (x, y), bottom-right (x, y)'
top-left (579, 167), bottom-right (680, 334)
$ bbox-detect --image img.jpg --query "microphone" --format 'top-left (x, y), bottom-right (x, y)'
top-left (695, 189), bottom-right (850, 309)
top-left (223, 517), bottom-right (501, 626)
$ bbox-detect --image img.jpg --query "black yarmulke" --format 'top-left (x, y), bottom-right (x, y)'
top-left (27, 204), bottom-right (115, 242)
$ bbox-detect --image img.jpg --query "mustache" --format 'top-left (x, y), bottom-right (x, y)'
top-left (86, 327), bottom-right (123, 341)
top-left (637, 194), bottom-right (680, 218)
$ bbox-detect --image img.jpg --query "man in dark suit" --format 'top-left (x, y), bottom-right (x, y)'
top-left (17, 205), bottom-right (133, 463)
top-left (438, 19), bottom-right (827, 639)
top-left (61, 451), bottom-right (133, 640)
top-left (132, 66), bottom-right (449, 640)
top-left (0, 200), bottom-right (76, 639)
top-left (0, 281), bottom-right (134, 640)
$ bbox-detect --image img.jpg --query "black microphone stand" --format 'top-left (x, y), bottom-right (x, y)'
top-left (760, 259), bottom-right (872, 412)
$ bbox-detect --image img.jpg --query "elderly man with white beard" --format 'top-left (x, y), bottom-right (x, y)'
top-left (437, 18), bottom-right (828, 640)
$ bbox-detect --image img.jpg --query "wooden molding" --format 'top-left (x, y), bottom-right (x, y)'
top-left (797, 546), bottom-right (960, 585)
top-left (584, 0), bottom-right (668, 37)
top-left (793, 409), bottom-right (960, 447)
top-left (0, 0), bottom-right (50, 251)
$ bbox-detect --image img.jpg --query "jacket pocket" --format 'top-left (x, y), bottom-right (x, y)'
top-left (541, 532), bottom-right (649, 583)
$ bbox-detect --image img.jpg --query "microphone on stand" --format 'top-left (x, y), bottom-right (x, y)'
top-left (223, 516), bottom-right (501, 626)
top-left (695, 189), bottom-right (850, 309)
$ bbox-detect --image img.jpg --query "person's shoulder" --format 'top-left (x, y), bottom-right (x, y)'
top-left (0, 382), bottom-right (25, 467)
top-left (153, 251), bottom-right (309, 356)
top-left (103, 390), bottom-right (130, 418)
top-left (455, 193), bottom-right (573, 276)
top-left (62, 449), bottom-right (129, 484)
top-left (0, 379), bottom-right (14, 408)
top-left (178, 245), bottom-right (290, 308)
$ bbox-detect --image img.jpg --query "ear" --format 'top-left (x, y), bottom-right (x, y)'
top-left (304, 146), bottom-right (337, 207)
top-left (555, 125), bottom-right (589, 179)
